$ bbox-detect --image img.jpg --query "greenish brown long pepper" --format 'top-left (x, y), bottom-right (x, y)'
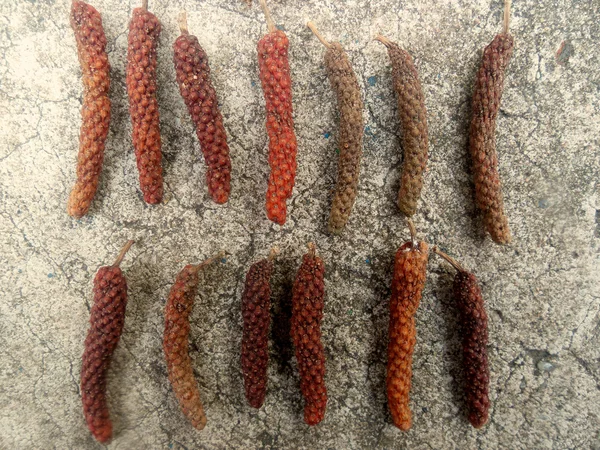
top-left (468, 0), bottom-right (514, 244)
top-left (376, 35), bottom-right (429, 217)
top-left (308, 22), bottom-right (364, 235)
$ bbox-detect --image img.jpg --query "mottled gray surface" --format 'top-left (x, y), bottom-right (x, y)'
top-left (1, 0), bottom-right (599, 448)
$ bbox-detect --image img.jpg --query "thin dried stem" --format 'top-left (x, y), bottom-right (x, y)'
top-left (407, 218), bottom-right (417, 244)
top-left (178, 11), bottom-right (189, 35)
top-left (307, 242), bottom-right (316, 257)
top-left (191, 251), bottom-right (226, 274)
top-left (259, 0), bottom-right (276, 33)
top-left (432, 247), bottom-right (467, 273)
top-left (113, 240), bottom-right (134, 267)
top-left (503, 0), bottom-right (511, 34)
top-left (141, 0), bottom-right (148, 11)
top-left (374, 34), bottom-right (393, 48)
top-left (307, 21), bottom-right (331, 48)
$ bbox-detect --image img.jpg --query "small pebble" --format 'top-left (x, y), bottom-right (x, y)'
top-left (537, 360), bottom-right (554, 373)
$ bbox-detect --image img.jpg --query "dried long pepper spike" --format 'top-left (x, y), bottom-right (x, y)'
top-left (257, 0), bottom-right (298, 225)
top-left (375, 35), bottom-right (428, 217)
top-left (387, 220), bottom-right (428, 430)
top-left (163, 251), bottom-right (225, 430)
top-left (307, 22), bottom-right (364, 235)
top-left (126, 0), bottom-right (163, 204)
top-left (469, 0), bottom-right (514, 244)
top-left (67, 0), bottom-right (111, 218)
top-left (173, 12), bottom-right (232, 204)
top-left (291, 243), bottom-right (327, 425)
top-left (81, 240), bottom-right (134, 443)
top-left (241, 247), bottom-right (278, 408)
top-left (433, 247), bottom-right (490, 428)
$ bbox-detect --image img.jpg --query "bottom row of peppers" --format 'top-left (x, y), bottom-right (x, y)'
top-left (80, 225), bottom-right (490, 443)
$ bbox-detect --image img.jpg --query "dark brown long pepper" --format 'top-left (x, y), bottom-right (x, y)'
top-left (433, 248), bottom-right (490, 428)
top-left (163, 252), bottom-right (224, 430)
top-left (126, 0), bottom-right (163, 204)
top-left (469, 0), bottom-right (514, 244)
top-left (308, 22), bottom-right (364, 235)
top-left (387, 221), bottom-right (428, 430)
top-left (173, 13), bottom-right (232, 204)
top-left (291, 243), bottom-right (327, 425)
top-left (375, 35), bottom-right (428, 217)
top-left (68, 0), bottom-right (111, 218)
top-left (241, 248), bottom-right (277, 408)
top-left (258, 0), bottom-right (298, 225)
top-left (81, 240), bottom-right (134, 443)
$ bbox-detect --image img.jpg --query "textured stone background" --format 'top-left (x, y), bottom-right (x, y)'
top-left (1, 0), bottom-right (599, 448)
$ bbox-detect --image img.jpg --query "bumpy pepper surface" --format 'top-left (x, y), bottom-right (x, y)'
top-left (324, 43), bottom-right (364, 234)
top-left (173, 30), bottom-right (232, 204)
top-left (454, 271), bottom-right (490, 428)
top-left (163, 265), bottom-right (207, 430)
top-left (81, 242), bottom-right (132, 443)
top-left (126, 6), bottom-right (164, 204)
top-left (387, 240), bottom-right (428, 430)
top-left (469, 32), bottom-right (514, 244)
top-left (68, 1), bottom-right (111, 218)
top-left (241, 257), bottom-right (274, 408)
top-left (378, 37), bottom-right (428, 217)
top-left (291, 245), bottom-right (327, 425)
top-left (258, 29), bottom-right (298, 225)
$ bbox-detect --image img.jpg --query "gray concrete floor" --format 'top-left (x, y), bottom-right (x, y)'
top-left (1, 0), bottom-right (599, 448)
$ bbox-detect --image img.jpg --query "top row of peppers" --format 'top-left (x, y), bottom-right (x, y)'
top-left (68, 0), bottom-right (514, 244)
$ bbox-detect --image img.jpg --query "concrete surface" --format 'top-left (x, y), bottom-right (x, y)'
top-left (1, 0), bottom-right (599, 448)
